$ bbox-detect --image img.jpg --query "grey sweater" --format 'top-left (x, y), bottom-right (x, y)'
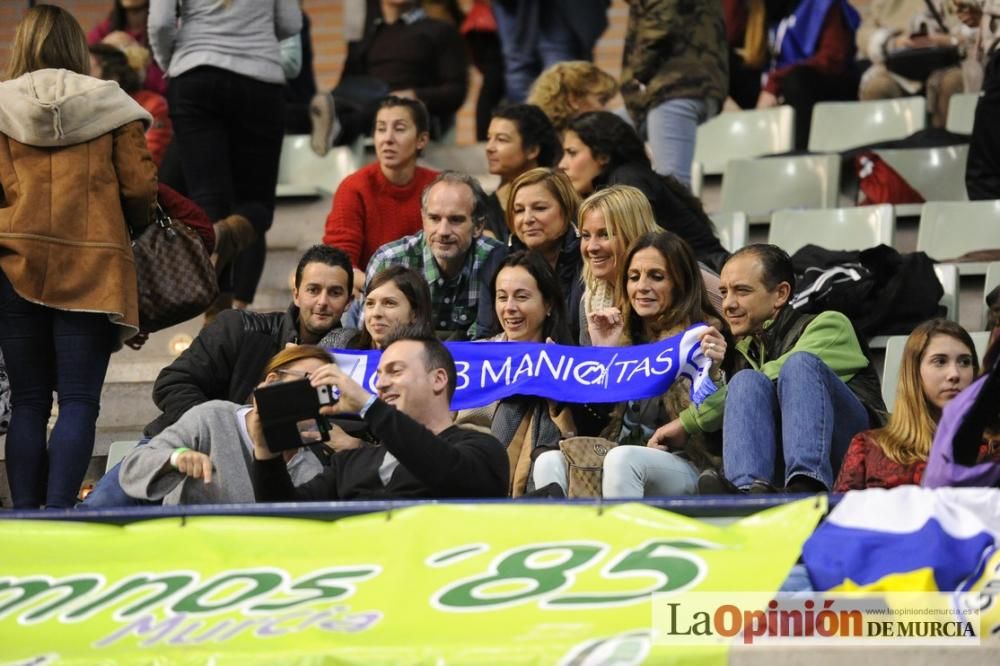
top-left (119, 400), bottom-right (321, 505)
top-left (148, 0), bottom-right (302, 84)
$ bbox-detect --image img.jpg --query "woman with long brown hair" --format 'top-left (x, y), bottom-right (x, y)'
top-left (835, 319), bottom-right (979, 491)
top-left (533, 231), bottom-right (730, 496)
top-left (0, 4), bottom-right (157, 508)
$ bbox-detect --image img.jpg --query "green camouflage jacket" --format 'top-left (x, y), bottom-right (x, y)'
top-left (620, 0), bottom-right (729, 124)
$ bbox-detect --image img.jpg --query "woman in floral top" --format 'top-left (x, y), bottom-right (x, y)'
top-left (835, 319), bottom-right (979, 491)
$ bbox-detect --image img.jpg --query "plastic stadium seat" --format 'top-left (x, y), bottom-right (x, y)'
top-left (808, 98), bottom-right (926, 153)
top-left (874, 145), bottom-right (968, 217)
top-left (882, 331), bottom-right (991, 412)
top-left (690, 106), bottom-right (795, 196)
top-left (946, 92), bottom-right (981, 135)
top-left (709, 211), bottom-right (749, 253)
top-left (933, 263), bottom-right (960, 323)
top-left (768, 204), bottom-right (895, 256)
top-left (106, 440), bottom-right (139, 473)
top-left (719, 154), bottom-right (841, 223)
top-left (276, 135), bottom-right (359, 198)
top-left (916, 200), bottom-right (1000, 275)
top-left (983, 262), bottom-right (1000, 330)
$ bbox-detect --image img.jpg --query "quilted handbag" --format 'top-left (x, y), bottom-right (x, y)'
top-left (131, 203), bottom-right (218, 332)
top-left (558, 436), bottom-right (617, 498)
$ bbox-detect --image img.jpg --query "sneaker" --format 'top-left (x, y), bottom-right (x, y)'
top-left (697, 469), bottom-right (740, 495)
top-left (309, 92), bottom-right (341, 157)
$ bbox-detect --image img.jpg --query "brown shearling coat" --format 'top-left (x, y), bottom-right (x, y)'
top-left (0, 71), bottom-right (157, 347)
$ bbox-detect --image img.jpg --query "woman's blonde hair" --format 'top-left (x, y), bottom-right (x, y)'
top-left (526, 61), bottom-right (618, 130)
top-left (505, 167), bottom-right (580, 239)
top-left (578, 185), bottom-right (659, 307)
top-left (873, 319), bottom-right (979, 464)
top-left (5, 4), bottom-right (90, 80)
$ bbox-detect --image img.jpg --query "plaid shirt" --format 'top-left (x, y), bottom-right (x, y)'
top-left (365, 231), bottom-right (505, 337)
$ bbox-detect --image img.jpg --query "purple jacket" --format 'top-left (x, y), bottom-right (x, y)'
top-left (923, 375), bottom-right (1000, 488)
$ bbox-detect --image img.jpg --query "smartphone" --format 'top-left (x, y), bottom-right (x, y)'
top-left (254, 379), bottom-right (339, 451)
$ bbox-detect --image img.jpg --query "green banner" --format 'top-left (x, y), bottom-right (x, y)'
top-left (0, 500), bottom-right (825, 665)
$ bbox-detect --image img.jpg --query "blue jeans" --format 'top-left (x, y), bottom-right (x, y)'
top-left (645, 97), bottom-right (717, 188)
top-left (492, 1), bottom-right (590, 103)
top-left (722, 352), bottom-right (870, 490)
top-left (77, 436), bottom-right (156, 509)
top-left (0, 271), bottom-right (114, 508)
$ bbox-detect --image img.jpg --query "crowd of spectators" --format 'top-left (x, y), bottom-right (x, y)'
top-left (0, 1), bottom-right (998, 510)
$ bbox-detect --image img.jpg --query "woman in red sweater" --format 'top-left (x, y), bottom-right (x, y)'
top-left (835, 319), bottom-right (979, 492)
top-left (323, 96), bottom-right (438, 294)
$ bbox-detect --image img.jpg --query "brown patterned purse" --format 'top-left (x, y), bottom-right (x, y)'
top-left (131, 203), bottom-right (218, 332)
top-left (558, 436), bottom-right (617, 498)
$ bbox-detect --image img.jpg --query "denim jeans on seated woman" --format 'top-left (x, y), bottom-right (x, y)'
top-left (0, 270), bottom-right (114, 509)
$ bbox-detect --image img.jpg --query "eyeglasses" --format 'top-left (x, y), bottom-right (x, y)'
top-left (275, 368), bottom-right (312, 380)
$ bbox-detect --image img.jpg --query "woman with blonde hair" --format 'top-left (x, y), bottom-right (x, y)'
top-left (577, 185), bottom-right (658, 343)
top-left (835, 319), bottom-right (979, 491)
top-left (0, 4), bottom-right (157, 508)
top-left (533, 231), bottom-right (730, 496)
top-left (527, 60), bottom-right (618, 131)
top-left (490, 167), bottom-right (584, 340)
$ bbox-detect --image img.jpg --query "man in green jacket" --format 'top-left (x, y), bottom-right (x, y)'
top-left (650, 244), bottom-right (885, 493)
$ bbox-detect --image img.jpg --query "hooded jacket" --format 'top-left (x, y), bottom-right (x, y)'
top-left (0, 69), bottom-right (157, 347)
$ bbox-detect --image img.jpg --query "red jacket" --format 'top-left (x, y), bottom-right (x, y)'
top-left (133, 90), bottom-right (171, 168)
top-left (323, 162), bottom-right (439, 269)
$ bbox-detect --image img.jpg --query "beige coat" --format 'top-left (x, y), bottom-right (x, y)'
top-left (0, 69), bottom-right (157, 347)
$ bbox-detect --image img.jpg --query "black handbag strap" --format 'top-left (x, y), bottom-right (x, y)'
top-left (923, 0), bottom-right (948, 33)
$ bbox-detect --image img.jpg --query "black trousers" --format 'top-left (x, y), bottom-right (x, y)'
top-left (967, 51), bottom-right (1000, 200)
top-left (780, 66), bottom-right (860, 151)
top-left (168, 66), bottom-right (284, 303)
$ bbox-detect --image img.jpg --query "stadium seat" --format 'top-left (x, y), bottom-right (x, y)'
top-left (874, 145), bottom-right (968, 217)
top-left (934, 263), bottom-right (960, 323)
top-left (719, 154), bottom-right (841, 223)
top-left (421, 142), bottom-right (489, 175)
top-left (105, 440), bottom-right (139, 473)
top-left (882, 331), bottom-right (991, 412)
top-left (916, 200), bottom-right (1000, 275)
top-left (768, 204), bottom-right (895, 256)
top-left (945, 92), bottom-right (981, 135)
top-left (690, 105), bottom-right (795, 196)
top-left (983, 262), bottom-right (1000, 331)
top-left (710, 211), bottom-right (749, 253)
top-left (276, 135), bottom-right (359, 198)
top-left (808, 98), bottom-right (926, 153)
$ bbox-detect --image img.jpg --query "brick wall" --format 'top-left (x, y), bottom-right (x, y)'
top-left (1, 0), bottom-right (871, 145)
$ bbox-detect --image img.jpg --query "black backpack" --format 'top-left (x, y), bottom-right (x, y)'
top-left (789, 244), bottom-right (944, 338)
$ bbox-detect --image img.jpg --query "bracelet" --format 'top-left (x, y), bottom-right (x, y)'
top-left (359, 394), bottom-right (377, 418)
top-left (169, 447), bottom-right (190, 469)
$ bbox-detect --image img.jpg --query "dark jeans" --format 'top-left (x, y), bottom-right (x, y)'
top-left (77, 436), bottom-right (157, 509)
top-left (781, 66), bottom-right (860, 151)
top-left (967, 51), bottom-right (1000, 200)
top-left (168, 66), bottom-right (284, 303)
top-left (0, 270), bottom-right (114, 508)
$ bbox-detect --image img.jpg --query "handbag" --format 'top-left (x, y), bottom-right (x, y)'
top-left (884, 45), bottom-right (961, 81)
top-left (884, 0), bottom-right (961, 81)
top-left (558, 436), bottom-right (617, 498)
top-left (131, 203), bottom-right (218, 332)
